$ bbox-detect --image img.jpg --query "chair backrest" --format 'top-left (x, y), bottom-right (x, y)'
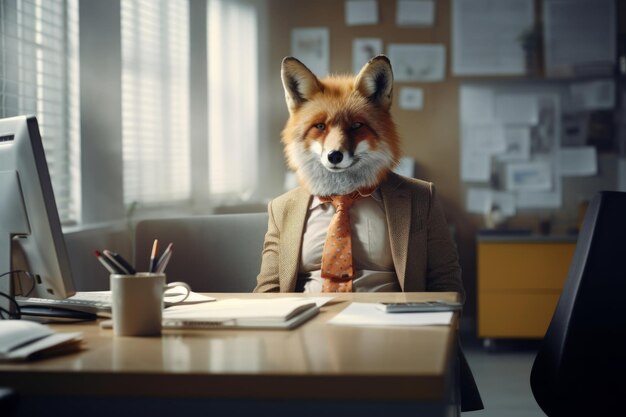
top-left (134, 213), bottom-right (268, 292)
top-left (530, 191), bottom-right (626, 416)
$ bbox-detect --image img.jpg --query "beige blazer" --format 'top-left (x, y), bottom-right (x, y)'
top-left (254, 173), bottom-right (464, 300)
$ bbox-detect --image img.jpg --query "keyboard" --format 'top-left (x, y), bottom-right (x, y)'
top-left (17, 291), bottom-right (113, 317)
top-left (17, 291), bottom-right (215, 319)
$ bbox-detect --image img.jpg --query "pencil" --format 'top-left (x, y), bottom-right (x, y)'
top-left (149, 239), bottom-right (159, 272)
top-left (156, 250), bottom-right (172, 273)
top-left (155, 243), bottom-right (173, 273)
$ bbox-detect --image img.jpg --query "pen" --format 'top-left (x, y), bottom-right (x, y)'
top-left (102, 250), bottom-right (133, 275)
top-left (103, 249), bottom-right (136, 275)
top-left (94, 250), bottom-right (119, 274)
top-left (156, 249), bottom-right (172, 273)
top-left (155, 243), bottom-right (173, 273)
top-left (149, 239), bottom-right (159, 273)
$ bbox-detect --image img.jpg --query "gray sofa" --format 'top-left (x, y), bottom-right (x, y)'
top-left (134, 213), bottom-right (268, 292)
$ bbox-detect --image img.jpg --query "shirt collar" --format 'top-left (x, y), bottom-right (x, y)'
top-left (309, 188), bottom-right (381, 210)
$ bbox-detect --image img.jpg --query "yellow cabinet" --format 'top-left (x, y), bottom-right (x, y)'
top-left (477, 237), bottom-right (577, 339)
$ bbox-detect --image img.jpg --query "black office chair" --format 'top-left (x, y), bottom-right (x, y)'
top-left (530, 191), bottom-right (626, 416)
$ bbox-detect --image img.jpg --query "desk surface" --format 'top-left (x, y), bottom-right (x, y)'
top-left (0, 292), bottom-right (459, 403)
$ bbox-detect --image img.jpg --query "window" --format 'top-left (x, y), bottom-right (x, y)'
top-left (208, 0), bottom-right (258, 199)
top-left (0, 0), bottom-right (81, 224)
top-left (121, 0), bottom-right (190, 206)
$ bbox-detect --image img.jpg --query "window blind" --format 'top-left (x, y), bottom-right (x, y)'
top-left (0, 0), bottom-right (81, 224)
top-left (121, 0), bottom-right (190, 206)
top-left (208, 0), bottom-right (258, 198)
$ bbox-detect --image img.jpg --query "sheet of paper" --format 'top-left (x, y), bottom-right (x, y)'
top-left (495, 126), bottom-right (531, 162)
top-left (466, 124), bottom-right (507, 153)
top-left (559, 147), bottom-right (597, 177)
top-left (516, 189), bottom-right (561, 209)
top-left (452, 0), bottom-right (534, 75)
top-left (466, 188), bottom-right (516, 216)
top-left (494, 94), bottom-right (538, 125)
top-left (543, 0), bottom-right (615, 77)
top-left (460, 85), bottom-right (495, 124)
top-left (328, 302), bottom-right (453, 327)
top-left (399, 87), bottom-right (424, 110)
top-left (461, 149), bottom-right (491, 182)
top-left (396, 0), bottom-right (435, 26)
top-left (345, 0), bottom-right (379, 26)
top-left (352, 38), bottom-right (383, 73)
top-left (570, 80), bottom-right (615, 111)
top-left (291, 27), bottom-right (330, 77)
top-left (505, 161), bottom-right (553, 192)
top-left (387, 43), bottom-right (446, 82)
top-left (461, 124), bottom-right (507, 182)
top-left (466, 188), bottom-right (492, 214)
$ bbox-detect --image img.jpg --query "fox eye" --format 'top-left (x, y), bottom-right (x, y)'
top-left (314, 123), bottom-right (326, 131)
top-left (351, 122), bottom-right (363, 130)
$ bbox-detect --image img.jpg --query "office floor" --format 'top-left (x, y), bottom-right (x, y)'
top-left (461, 336), bottom-right (545, 416)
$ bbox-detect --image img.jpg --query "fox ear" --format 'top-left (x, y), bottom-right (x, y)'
top-left (281, 57), bottom-right (323, 113)
top-left (355, 55), bottom-right (393, 109)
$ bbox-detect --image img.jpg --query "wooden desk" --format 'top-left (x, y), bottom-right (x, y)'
top-left (0, 292), bottom-right (460, 417)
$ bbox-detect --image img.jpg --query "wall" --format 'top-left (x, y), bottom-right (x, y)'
top-left (265, 0), bottom-right (481, 317)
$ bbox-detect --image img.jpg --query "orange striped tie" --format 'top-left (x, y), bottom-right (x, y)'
top-left (319, 193), bottom-right (360, 293)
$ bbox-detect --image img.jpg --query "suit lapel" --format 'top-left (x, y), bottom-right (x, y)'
top-left (381, 174), bottom-right (411, 291)
top-left (279, 187), bottom-right (311, 292)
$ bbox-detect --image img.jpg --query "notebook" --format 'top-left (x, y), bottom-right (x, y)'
top-left (160, 297), bottom-right (325, 329)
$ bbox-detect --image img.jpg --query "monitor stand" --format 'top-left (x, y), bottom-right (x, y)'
top-left (0, 171), bottom-right (31, 315)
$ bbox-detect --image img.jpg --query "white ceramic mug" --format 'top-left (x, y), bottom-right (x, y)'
top-left (110, 273), bottom-right (191, 337)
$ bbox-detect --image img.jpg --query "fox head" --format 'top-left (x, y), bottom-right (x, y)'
top-left (280, 55), bottom-right (400, 196)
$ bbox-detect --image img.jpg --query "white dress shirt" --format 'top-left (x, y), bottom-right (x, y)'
top-left (296, 191), bottom-right (401, 292)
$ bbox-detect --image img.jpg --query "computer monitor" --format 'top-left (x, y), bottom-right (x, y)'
top-left (0, 115), bottom-right (75, 313)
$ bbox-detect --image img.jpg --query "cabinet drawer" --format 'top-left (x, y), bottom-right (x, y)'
top-left (478, 292), bottom-right (561, 338)
top-left (478, 242), bottom-right (575, 291)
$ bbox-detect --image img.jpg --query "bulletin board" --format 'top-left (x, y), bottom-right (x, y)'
top-left (264, 0), bottom-right (623, 317)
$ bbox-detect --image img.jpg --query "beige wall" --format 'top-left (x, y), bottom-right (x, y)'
top-left (265, 0), bottom-right (481, 315)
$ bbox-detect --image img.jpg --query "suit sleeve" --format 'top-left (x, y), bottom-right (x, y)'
top-left (425, 183), bottom-right (466, 303)
top-left (254, 200), bottom-right (281, 293)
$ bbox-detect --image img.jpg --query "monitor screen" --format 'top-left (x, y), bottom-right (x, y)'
top-left (0, 115), bottom-right (75, 308)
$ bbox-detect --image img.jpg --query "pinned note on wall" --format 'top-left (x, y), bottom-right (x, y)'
top-left (459, 84), bottom-right (563, 210)
top-left (396, 0), bottom-right (435, 27)
top-left (399, 87), bottom-right (424, 111)
top-left (345, 0), bottom-right (379, 26)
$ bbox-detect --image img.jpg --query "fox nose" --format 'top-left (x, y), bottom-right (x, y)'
top-left (328, 151), bottom-right (343, 165)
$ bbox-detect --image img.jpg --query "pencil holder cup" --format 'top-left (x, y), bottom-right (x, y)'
top-left (110, 273), bottom-right (190, 337)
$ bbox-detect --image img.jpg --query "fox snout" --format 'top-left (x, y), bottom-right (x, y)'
top-left (311, 127), bottom-right (365, 171)
top-left (321, 147), bottom-right (352, 171)
top-left (311, 141), bottom-right (355, 171)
